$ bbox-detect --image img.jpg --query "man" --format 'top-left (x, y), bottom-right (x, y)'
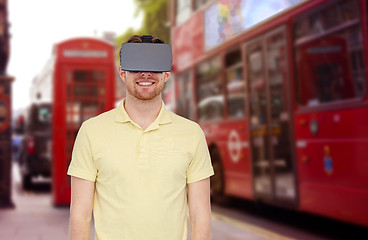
top-left (68, 35), bottom-right (214, 240)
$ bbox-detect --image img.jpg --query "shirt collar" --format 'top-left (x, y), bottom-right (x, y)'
top-left (115, 98), bottom-right (172, 126)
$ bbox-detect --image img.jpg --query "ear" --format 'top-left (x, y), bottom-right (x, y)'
top-left (119, 66), bottom-right (127, 83)
top-left (163, 72), bottom-right (171, 83)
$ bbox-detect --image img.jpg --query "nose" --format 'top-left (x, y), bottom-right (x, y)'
top-left (139, 71), bottom-right (152, 77)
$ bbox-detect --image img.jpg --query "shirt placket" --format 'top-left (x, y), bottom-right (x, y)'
top-left (138, 130), bottom-right (149, 168)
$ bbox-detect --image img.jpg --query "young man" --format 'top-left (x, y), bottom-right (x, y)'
top-left (67, 35), bottom-right (214, 240)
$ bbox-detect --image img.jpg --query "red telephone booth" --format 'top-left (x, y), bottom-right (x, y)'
top-left (51, 38), bottom-right (115, 205)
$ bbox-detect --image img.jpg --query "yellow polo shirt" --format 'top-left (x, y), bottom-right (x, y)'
top-left (67, 99), bottom-right (214, 240)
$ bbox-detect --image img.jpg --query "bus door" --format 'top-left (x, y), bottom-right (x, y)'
top-left (246, 27), bottom-right (296, 205)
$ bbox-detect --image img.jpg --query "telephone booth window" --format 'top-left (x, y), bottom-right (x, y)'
top-left (65, 69), bottom-right (106, 179)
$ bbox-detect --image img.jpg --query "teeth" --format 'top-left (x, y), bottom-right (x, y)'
top-left (138, 82), bottom-right (153, 86)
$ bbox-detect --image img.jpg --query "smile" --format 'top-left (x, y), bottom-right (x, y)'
top-left (137, 81), bottom-right (154, 86)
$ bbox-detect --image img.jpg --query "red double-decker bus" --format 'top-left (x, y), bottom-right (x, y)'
top-left (169, 0), bottom-right (368, 226)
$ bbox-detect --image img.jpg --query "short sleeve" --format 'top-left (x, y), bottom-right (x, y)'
top-left (186, 127), bottom-right (214, 183)
top-left (67, 122), bottom-right (97, 182)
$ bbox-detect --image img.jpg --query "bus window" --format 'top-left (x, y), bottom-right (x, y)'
top-left (176, 71), bottom-right (195, 120)
top-left (225, 48), bottom-right (245, 118)
top-left (248, 46), bottom-right (267, 125)
top-left (196, 57), bottom-right (223, 122)
top-left (31, 104), bottom-right (52, 131)
top-left (193, 0), bottom-right (211, 11)
top-left (267, 33), bottom-right (288, 120)
top-left (176, 0), bottom-right (191, 26)
top-left (293, 0), bottom-right (366, 106)
top-left (38, 107), bottom-right (51, 124)
top-left (163, 75), bottom-right (176, 112)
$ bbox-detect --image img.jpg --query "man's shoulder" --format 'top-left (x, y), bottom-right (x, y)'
top-left (168, 111), bottom-right (201, 131)
top-left (82, 107), bottom-right (116, 129)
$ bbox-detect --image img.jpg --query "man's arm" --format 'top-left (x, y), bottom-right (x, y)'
top-left (188, 177), bottom-right (212, 240)
top-left (69, 176), bottom-right (95, 240)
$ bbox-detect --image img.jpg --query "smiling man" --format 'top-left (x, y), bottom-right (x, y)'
top-left (67, 35), bottom-right (214, 240)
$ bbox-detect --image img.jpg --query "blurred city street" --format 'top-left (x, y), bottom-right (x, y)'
top-left (2, 0), bottom-right (368, 239)
top-left (0, 162), bottom-right (278, 240)
top-left (1, 163), bottom-right (368, 239)
top-left (0, 163), bottom-right (69, 240)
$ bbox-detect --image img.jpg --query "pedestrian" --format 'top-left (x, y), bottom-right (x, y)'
top-left (68, 35), bottom-right (214, 240)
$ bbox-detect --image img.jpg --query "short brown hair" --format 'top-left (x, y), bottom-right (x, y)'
top-left (126, 35), bottom-right (164, 44)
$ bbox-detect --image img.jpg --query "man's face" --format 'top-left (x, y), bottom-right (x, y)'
top-left (120, 68), bottom-right (171, 101)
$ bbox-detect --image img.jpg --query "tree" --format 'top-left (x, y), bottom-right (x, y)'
top-left (134, 0), bottom-right (170, 43)
top-left (115, 0), bottom-right (170, 46)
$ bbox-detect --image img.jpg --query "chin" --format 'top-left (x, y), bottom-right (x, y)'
top-left (135, 94), bottom-right (161, 101)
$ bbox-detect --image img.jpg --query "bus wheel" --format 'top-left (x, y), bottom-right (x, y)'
top-left (210, 148), bottom-right (229, 205)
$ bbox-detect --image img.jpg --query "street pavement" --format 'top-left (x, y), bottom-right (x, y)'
top-left (0, 163), bottom-right (71, 240)
top-left (0, 163), bottom-right (279, 240)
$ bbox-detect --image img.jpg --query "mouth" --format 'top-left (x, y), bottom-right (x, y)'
top-left (136, 80), bottom-right (155, 86)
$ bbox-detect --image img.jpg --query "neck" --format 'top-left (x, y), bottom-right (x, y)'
top-left (124, 94), bottom-right (162, 130)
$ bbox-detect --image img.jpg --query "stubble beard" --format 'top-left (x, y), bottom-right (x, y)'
top-left (127, 80), bottom-right (165, 102)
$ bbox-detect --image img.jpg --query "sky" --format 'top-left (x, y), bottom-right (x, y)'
top-left (7, 0), bottom-right (142, 111)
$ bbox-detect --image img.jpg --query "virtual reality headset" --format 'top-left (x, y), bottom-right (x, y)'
top-left (120, 39), bottom-right (172, 73)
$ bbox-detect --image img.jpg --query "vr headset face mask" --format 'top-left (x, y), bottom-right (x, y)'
top-left (120, 36), bottom-right (172, 73)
